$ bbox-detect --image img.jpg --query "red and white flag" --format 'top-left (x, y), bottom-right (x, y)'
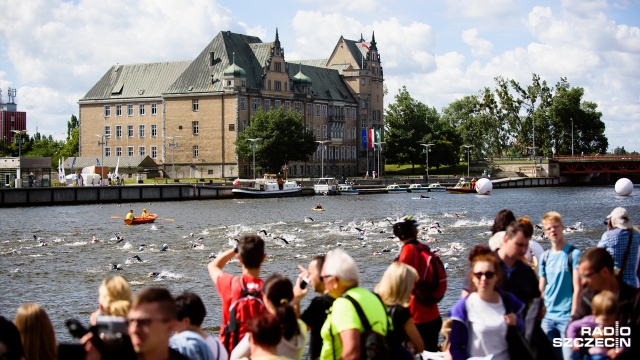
top-left (368, 129), bottom-right (375, 148)
top-left (361, 42), bottom-right (370, 50)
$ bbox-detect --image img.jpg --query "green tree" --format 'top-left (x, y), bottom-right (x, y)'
top-left (384, 86), bottom-right (433, 172)
top-left (25, 132), bottom-right (65, 166)
top-left (613, 146), bottom-right (627, 155)
top-left (236, 108), bottom-right (317, 173)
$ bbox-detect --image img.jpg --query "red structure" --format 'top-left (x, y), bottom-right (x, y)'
top-left (553, 155), bottom-right (640, 174)
top-left (1, 87), bottom-right (27, 146)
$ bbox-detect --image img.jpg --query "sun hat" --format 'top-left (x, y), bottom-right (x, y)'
top-left (605, 207), bottom-right (632, 229)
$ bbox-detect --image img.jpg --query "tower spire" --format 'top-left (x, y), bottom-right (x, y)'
top-left (370, 31), bottom-right (377, 50)
top-left (275, 27), bottom-right (281, 48)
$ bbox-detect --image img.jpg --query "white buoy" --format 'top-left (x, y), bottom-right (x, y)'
top-left (476, 178), bottom-right (493, 195)
top-left (615, 178), bottom-right (633, 196)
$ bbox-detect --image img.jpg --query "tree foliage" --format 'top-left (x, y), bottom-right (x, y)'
top-left (236, 108), bottom-right (317, 174)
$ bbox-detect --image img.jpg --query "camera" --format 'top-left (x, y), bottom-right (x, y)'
top-left (59, 317), bottom-right (135, 360)
top-left (300, 277), bottom-right (310, 290)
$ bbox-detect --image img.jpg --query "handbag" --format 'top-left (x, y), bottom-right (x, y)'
top-left (501, 292), bottom-right (534, 360)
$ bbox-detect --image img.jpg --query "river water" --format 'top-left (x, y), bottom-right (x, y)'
top-left (1, 186), bottom-right (638, 342)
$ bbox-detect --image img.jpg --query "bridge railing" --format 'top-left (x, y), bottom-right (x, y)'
top-left (553, 154), bottom-right (640, 161)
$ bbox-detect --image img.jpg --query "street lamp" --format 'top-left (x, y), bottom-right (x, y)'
top-left (248, 138), bottom-right (263, 179)
top-left (167, 136), bottom-right (182, 179)
top-left (315, 140), bottom-right (330, 178)
top-left (462, 145), bottom-right (474, 178)
top-left (570, 117), bottom-right (574, 156)
top-left (420, 143), bottom-right (434, 182)
top-left (11, 130), bottom-right (27, 187)
top-left (96, 134), bottom-right (110, 184)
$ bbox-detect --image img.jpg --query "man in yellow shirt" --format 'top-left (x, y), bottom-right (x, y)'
top-left (141, 209), bottom-right (149, 218)
top-left (125, 210), bottom-right (135, 221)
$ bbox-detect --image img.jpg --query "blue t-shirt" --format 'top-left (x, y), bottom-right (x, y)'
top-left (539, 243), bottom-right (581, 320)
top-left (169, 330), bottom-right (215, 360)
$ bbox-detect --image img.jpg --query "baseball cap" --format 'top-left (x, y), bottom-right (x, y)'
top-left (605, 207), bottom-right (632, 229)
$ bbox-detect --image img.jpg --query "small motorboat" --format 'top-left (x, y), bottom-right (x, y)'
top-left (232, 175), bottom-right (302, 198)
top-left (445, 178), bottom-right (478, 194)
top-left (124, 214), bottom-right (157, 225)
top-left (408, 184), bottom-right (429, 193)
top-left (385, 184), bottom-right (407, 193)
top-left (427, 183), bottom-right (447, 192)
top-left (337, 184), bottom-right (359, 195)
top-left (313, 177), bottom-right (338, 195)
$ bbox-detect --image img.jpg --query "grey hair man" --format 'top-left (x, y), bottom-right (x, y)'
top-left (598, 207), bottom-right (640, 288)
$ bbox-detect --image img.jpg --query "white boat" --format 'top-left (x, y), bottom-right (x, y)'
top-left (408, 184), bottom-right (430, 193)
top-left (232, 176), bottom-right (302, 198)
top-left (337, 184), bottom-right (359, 195)
top-left (426, 183), bottom-right (447, 192)
top-left (314, 177), bottom-right (338, 195)
top-left (385, 184), bottom-right (407, 193)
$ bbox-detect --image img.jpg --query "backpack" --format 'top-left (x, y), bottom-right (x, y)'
top-left (410, 242), bottom-right (447, 305)
top-left (221, 276), bottom-right (265, 353)
top-left (342, 294), bottom-right (391, 360)
top-left (540, 245), bottom-right (577, 274)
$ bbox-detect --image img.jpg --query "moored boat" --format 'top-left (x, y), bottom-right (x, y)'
top-left (408, 184), bottom-right (429, 193)
top-left (232, 176), bottom-right (302, 198)
top-left (445, 177), bottom-right (478, 194)
top-left (426, 183), bottom-right (447, 192)
top-left (337, 184), bottom-right (359, 195)
top-left (124, 214), bottom-right (157, 225)
top-left (385, 184), bottom-right (407, 193)
top-left (313, 177), bottom-right (338, 195)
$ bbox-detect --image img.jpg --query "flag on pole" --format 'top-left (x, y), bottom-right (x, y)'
top-left (70, 157), bottom-right (76, 175)
top-left (361, 42), bottom-right (370, 50)
top-left (361, 129), bottom-right (368, 148)
top-left (375, 129), bottom-right (381, 147)
top-left (114, 157), bottom-right (120, 179)
top-left (58, 159), bottom-right (65, 183)
top-left (368, 129), bottom-right (375, 149)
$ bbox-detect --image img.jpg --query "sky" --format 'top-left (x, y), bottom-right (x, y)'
top-left (0, 0), bottom-right (639, 152)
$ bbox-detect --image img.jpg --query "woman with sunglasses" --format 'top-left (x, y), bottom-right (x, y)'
top-left (449, 245), bottom-right (525, 360)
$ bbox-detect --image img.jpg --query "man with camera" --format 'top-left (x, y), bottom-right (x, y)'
top-left (84, 287), bottom-right (188, 360)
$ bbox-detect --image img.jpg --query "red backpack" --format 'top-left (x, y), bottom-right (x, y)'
top-left (410, 243), bottom-right (447, 305)
top-left (221, 276), bottom-right (265, 353)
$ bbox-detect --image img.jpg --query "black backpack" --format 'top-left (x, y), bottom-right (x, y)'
top-left (342, 294), bottom-right (391, 360)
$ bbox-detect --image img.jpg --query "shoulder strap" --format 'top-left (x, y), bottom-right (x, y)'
top-left (619, 230), bottom-right (634, 275)
top-left (567, 245), bottom-right (577, 270)
top-left (344, 294), bottom-right (372, 330)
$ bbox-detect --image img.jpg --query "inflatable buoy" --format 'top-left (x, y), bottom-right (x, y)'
top-left (475, 178), bottom-right (493, 195)
top-left (615, 178), bottom-right (633, 196)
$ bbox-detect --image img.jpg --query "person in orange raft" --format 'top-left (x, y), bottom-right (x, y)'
top-left (141, 208), bottom-right (149, 218)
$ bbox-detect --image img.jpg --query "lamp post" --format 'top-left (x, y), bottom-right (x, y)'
top-left (420, 143), bottom-right (434, 182)
top-left (96, 134), bottom-right (109, 184)
top-left (570, 117), bottom-right (574, 156)
top-left (462, 145), bottom-right (473, 178)
top-left (248, 138), bottom-right (263, 179)
top-left (167, 136), bottom-right (182, 179)
top-left (11, 130), bottom-right (27, 188)
top-left (315, 140), bottom-right (330, 178)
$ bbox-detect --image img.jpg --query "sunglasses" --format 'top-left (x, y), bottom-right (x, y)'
top-left (473, 271), bottom-right (496, 280)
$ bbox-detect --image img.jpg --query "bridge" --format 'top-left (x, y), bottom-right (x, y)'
top-left (551, 155), bottom-right (640, 175)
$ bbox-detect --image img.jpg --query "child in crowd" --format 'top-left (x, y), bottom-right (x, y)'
top-left (567, 290), bottom-right (621, 360)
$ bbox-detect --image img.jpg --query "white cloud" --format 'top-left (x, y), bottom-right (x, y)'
top-left (296, 0), bottom-right (382, 13)
top-left (444, 0), bottom-right (518, 18)
top-left (461, 28), bottom-right (493, 57)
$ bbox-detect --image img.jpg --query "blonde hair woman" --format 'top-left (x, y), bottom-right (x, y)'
top-left (375, 262), bottom-right (425, 356)
top-left (14, 303), bottom-right (57, 360)
top-left (90, 275), bottom-right (132, 325)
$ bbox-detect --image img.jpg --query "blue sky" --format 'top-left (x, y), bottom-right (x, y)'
top-left (0, 0), bottom-right (639, 152)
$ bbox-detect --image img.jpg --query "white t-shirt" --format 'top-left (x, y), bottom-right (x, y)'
top-left (526, 240), bottom-right (544, 263)
top-left (465, 292), bottom-right (509, 360)
top-left (204, 334), bottom-right (229, 360)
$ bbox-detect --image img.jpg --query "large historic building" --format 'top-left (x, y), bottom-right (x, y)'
top-left (78, 30), bottom-right (384, 179)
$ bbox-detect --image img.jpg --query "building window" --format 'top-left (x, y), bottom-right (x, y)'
top-left (306, 104), bottom-right (312, 116)
top-left (323, 125), bottom-right (327, 138)
top-left (275, 100), bottom-right (281, 109)
top-left (242, 120), bottom-right (247, 131)
top-left (105, 147), bottom-right (111, 157)
top-left (127, 125), bottom-right (134, 138)
top-left (274, 81), bottom-right (281, 91)
top-left (115, 125), bottom-right (122, 139)
top-left (138, 146), bottom-right (145, 156)
top-left (127, 104), bottom-right (134, 116)
top-left (316, 104), bottom-right (321, 116)
top-left (208, 169), bottom-right (213, 175)
top-left (295, 102), bottom-right (301, 113)
top-left (229, 124), bottom-right (235, 131)
top-left (265, 99), bottom-right (270, 111)
top-left (347, 146), bottom-right (351, 159)
top-left (361, 78), bottom-right (366, 85)
top-left (192, 99), bottom-right (199, 112)
top-left (151, 124), bottom-right (157, 138)
top-left (151, 146), bottom-right (157, 159)
top-left (240, 97), bottom-right (247, 111)
top-left (285, 101), bottom-right (291, 111)
top-left (138, 104), bottom-right (144, 116)
top-left (352, 127), bottom-right (356, 139)
top-left (252, 98), bottom-right (260, 112)
top-left (192, 121), bottom-right (199, 135)
top-left (323, 105), bottom-right (328, 118)
top-left (352, 146), bottom-right (356, 159)
top-left (151, 103), bottom-right (157, 116)
top-left (346, 107), bottom-right (351, 119)
top-left (361, 120), bottom-right (366, 128)
top-left (104, 126), bottom-right (111, 137)
top-left (268, 80), bottom-right (271, 90)
top-left (116, 147), bottom-right (122, 156)
top-left (274, 62), bottom-right (281, 72)
top-left (116, 104), bottom-right (122, 117)
top-left (104, 105), bottom-right (111, 117)
top-left (127, 146), bottom-right (134, 156)
top-left (193, 145), bottom-right (199, 158)
top-left (361, 100), bottom-right (366, 109)
top-left (138, 124), bottom-right (145, 138)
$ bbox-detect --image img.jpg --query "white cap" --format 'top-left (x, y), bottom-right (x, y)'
top-left (606, 207), bottom-right (632, 229)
